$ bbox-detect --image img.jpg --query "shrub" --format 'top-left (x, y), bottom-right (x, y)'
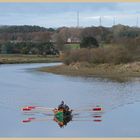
top-left (63, 45), bottom-right (135, 65)
top-left (63, 49), bottom-right (91, 65)
top-left (106, 46), bottom-right (132, 64)
top-left (90, 48), bottom-right (108, 64)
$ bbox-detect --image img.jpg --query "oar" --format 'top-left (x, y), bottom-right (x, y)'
top-left (73, 107), bottom-right (104, 113)
top-left (22, 106), bottom-right (55, 111)
top-left (22, 106), bottom-right (104, 113)
top-left (22, 117), bottom-right (102, 123)
top-left (22, 117), bottom-right (53, 123)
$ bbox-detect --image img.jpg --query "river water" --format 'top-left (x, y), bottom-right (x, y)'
top-left (0, 63), bottom-right (140, 137)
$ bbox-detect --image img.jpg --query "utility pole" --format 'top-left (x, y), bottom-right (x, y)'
top-left (136, 16), bottom-right (139, 27)
top-left (113, 16), bottom-right (116, 26)
top-left (77, 11), bottom-right (79, 28)
top-left (99, 16), bottom-right (102, 26)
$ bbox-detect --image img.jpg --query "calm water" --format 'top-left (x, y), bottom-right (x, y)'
top-left (0, 63), bottom-right (140, 137)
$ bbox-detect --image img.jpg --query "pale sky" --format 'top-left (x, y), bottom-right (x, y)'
top-left (0, 3), bottom-right (140, 28)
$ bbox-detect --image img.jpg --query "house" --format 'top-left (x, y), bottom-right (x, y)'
top-left (67, 37), bottom-right (80, 44)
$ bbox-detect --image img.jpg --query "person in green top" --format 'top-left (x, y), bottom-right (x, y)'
top-left (53, 108), bottom-right (64, 127)
top-left (55, 110), bottom-right (63, 122)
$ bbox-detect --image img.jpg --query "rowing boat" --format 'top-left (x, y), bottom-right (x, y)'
top-left (21, 105), bottom-right (104, 127)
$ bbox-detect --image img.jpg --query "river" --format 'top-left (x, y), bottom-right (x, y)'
top-left (0, 63), bottom-right (140, 137)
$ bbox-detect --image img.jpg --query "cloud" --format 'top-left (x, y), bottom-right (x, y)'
top-left (0, 3), bottom-right (140, 27)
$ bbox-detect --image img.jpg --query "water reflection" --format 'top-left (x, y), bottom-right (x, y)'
top-left (22, 113), bottom-right (104, 127)
top-left (22, 115), bottom-right (72, 128)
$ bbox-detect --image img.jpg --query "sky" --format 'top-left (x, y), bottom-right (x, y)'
top-left (0, 3), bottom-right (140, 28)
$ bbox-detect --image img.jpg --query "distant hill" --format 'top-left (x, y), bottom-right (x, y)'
top-left (0, 25), bottom-right (48, 33)
top-left (0, 24), bottom-right (140, 49)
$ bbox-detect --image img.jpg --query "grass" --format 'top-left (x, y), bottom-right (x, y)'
top-left (0, 54), bottom-right (60, 64)
top-left (65, 44), bottom-right (80, 50)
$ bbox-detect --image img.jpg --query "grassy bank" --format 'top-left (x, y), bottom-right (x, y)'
top-left (39, 62), bottom-right (140, 81)
top-left (0, 54), bottom-right (60, 64)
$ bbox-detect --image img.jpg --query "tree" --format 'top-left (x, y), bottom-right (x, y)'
top-left (80, 37), bottom-right (99, 48)
top-left (55, 35), bottom-right (65, 51)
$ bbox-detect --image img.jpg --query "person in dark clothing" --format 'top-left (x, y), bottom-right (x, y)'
top-left (58, 101), bottom-right (65, 110)
top-left (59, 101), bottom-right (72, 117)
top-left (64, 104), bottom-right (69, 111)
top-left (58, 101), bottom-right (70, 111)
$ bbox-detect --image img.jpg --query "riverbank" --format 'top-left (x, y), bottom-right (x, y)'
top-left (39, 62), bottom-right (140, 81)
top-left (0, 54), bottom-right (60, 64)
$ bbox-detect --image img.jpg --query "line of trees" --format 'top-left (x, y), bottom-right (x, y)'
top-left (0, 42), bottom-right (59, 55)
top-left (0, 25), bottom-right (140, 43)
top-left (0, 25), bottom-right (140, 57)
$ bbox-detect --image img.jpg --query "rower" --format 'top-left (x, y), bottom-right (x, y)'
top-left (53, 108), bottom-right (64, 127)
top-left (58, 101), bottom-right (70, 112)
top-left (58, 101), bottom-right (65, 110)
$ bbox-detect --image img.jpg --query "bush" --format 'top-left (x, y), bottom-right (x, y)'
top-left (63, 49), bottom-right (91, 65)
top-left (106, 46), bottom-right (132, 64)
top-left (63, 45), bottom-right (135, 65)
top-left (90, 48), bottom-right (108, 64)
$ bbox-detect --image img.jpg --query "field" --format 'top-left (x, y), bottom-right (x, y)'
top-left (65, 43), bottom-right (80, 49)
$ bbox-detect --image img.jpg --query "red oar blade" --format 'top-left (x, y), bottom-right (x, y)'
top-left (22, 118), bottom-right (36, 123)
top-left (22, 119), bottom-right (31, 123)
top-left (22, 106), bottom-right (36, 111)
top-left (92, 106), bottom-right (104, 112)
top-left (22, 108), bottom-right (31, 111)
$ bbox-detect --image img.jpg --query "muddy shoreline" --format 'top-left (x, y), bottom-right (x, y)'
top-left (39, 62), bottom-right (140, 81)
